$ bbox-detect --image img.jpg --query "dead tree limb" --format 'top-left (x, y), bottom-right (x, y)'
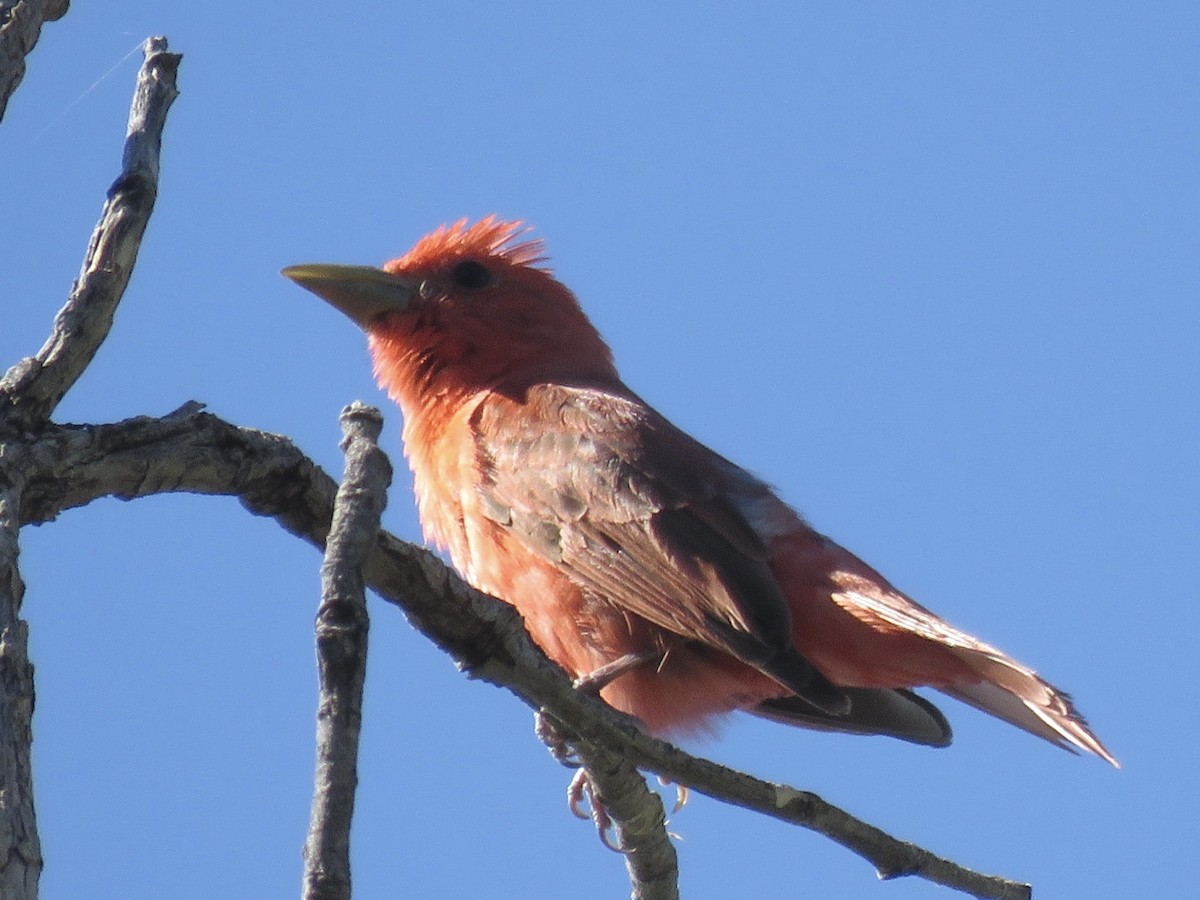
top-left (0, 36), bottom-right (179, 900)
top-left (302, 403), bottom-right (391, 900)
top-left (0, 458), bottom-right (38, 900)
top-left (0, 35), bottom-right (179, 432)
top-left (0, 0), bottom-right (70, 121)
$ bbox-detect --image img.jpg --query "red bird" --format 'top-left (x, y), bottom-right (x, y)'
top-left (284, 217), bottom-right (1116, 765)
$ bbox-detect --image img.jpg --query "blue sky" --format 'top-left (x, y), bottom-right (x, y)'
top-left (4, 4), bottom-right (1196, 898)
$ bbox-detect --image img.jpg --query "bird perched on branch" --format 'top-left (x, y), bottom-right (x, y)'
top-left (283, 217), bottom-right (1115, 767)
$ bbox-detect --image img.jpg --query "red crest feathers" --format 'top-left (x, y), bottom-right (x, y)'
top-left (386, 216), bottom-right (548, 272)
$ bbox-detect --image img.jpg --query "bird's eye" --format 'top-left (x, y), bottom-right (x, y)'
top-left (450, 260), bottom-right (494, 290)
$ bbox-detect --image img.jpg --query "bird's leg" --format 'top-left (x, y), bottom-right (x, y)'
top-left (534, 649), bottom-right (665, 850)
top-left (534, 650), bottom-right (659, 767)
top-left (573, 649), bottom-right (661, 694)
top-left (579, 652), bottom-right (688, 813)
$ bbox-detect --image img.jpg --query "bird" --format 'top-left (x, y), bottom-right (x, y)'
top-left (283, 216), bottom-right (1116, 767)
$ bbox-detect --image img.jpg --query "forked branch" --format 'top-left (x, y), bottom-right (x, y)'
top-left (0, 35), bottom-right (179, 900)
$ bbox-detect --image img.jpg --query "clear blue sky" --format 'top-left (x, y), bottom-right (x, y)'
top-left (4, 4), bottom-right (1196, 898)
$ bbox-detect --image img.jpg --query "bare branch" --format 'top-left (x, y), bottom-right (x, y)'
top-left (0, 32), bottom-right (177, 900)
top-left (0, 0), bottom-right (69, 121)
top-left (19, 407), bottom-right (1031, 899)
top-left (302, 404), bottom-right (391, 900)
top-left (0, 460), bottom-right (39, 900)
top-left (0, 36), bottom-right (180, 433)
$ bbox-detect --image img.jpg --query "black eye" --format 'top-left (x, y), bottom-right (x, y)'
top-left (450, 260), bottom-right (494, 290)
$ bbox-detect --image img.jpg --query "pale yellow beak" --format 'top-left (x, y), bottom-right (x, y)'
top-left (281, 263), bottom-right (418, 330)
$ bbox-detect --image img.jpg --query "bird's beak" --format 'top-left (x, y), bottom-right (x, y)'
top-left (281, 263), bottom-right (418, 330)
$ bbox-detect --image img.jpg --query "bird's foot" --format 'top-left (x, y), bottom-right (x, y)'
top-left (534, 649), bottom-right (659, 767)
top-left (534, 708), bottom-right (578, 768)
top-left (534, 650), bottom-right (677, 851)
top-left (568, 769), bottom-right (686, 850)
top-left (572, 649), bottom-right (661, 694)
top-left (567, 767), bottom-right (622, 852)
top-left (533, 713), bottom-right (620, 850)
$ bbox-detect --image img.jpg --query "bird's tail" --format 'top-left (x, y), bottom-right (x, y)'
top-left (939, 649), bottom-right (1119, 767)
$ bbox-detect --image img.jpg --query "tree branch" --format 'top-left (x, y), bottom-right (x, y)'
top-left (0, 460), bottom-right (39, 900)
top-left (0, 0), bottom-right (70, 122)
top-left (302, 403), bottom-right (391, 900)
top-left (0, 32), bottom-right (178, 900)
top-left (18, 408), bottom-right (1031, 900)
top-left (0, 35), bottom-right (180, 433)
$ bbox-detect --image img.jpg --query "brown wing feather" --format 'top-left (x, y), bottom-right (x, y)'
top-left (471, 381), bottom-right (847, 713)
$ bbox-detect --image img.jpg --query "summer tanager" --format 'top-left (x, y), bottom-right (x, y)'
top-left (284, 217), bottom-right (1115, 765)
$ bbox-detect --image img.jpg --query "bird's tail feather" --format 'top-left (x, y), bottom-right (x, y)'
top-left (940, 651), bottom-right (1119, 767)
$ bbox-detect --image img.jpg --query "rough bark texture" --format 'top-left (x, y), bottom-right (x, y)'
top-left (302, 404), bottom-right (391, 900)
top-left (0, 35), bottom-right (180, 432)
top-left (0, 466), bottom-right (39, 900)
top-left (0, 0), bottom-right (70, 122)
top-left (0, 35), bottom-right (179, 900)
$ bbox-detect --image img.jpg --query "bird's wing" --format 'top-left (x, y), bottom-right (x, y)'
top-left (470, 381), bottom-right (847, 714)
top-left (751, 687), bottom-right (952, 747)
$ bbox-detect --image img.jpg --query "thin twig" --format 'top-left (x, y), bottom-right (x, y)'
top-left (0, 0), bottom-right (70, 121)
top-left (302, 404), bottom-right (390, 900)
top-left (20, 407), bottom-right (1031, 900)
top-left (0, 36), bottom-right (180, 433)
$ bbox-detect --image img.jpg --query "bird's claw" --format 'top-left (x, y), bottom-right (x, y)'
top-left (535, 660), bottom-right (685, 853)
top-left (567, 767), bottom-right (592, 819)
top-left (658, 775), bottom-right (689, 813)
top-left (534, 712), bottom-right (617, 848)
top-left (568, 768), bottom-right (622, 852)
top-left (534, 709), bottom-right (579, 768)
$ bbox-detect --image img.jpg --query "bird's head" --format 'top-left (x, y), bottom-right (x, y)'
top-left (283, 217), bottom-right (617, 413)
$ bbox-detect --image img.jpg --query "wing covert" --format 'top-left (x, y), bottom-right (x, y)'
top-left (471, 382), bottom-right (845, 712)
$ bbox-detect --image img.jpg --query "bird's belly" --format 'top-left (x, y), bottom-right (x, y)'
top-left (465, 539), bottom-right (787, 737)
